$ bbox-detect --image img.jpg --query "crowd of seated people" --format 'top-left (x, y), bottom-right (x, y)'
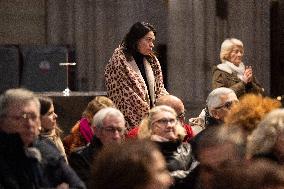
top-left (2, 35), bottom-right (284, 189)
top-left (1, 85), bottom-right (284, 189)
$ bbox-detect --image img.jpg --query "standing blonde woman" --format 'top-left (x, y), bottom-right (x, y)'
top-left (212, 38), bottom-right (264, 97)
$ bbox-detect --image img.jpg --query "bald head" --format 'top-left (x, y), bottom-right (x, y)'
top-left (156, 95), bottom-right (184, 116)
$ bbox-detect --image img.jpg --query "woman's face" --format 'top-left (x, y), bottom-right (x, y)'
top-left (137, 31), bottom-right (155, 56)
top-left (151, 111), bottom-right (177, 140)
top-left (228, 46), bottom-right (244, 66)
top-left (145, 150), bottom-right (172, 189)
top-left (41, 104), bottom-right (57, 131)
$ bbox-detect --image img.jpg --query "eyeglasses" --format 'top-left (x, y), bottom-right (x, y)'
top-left (177, 112), bottom-right (185, 120)
top-left (214, 101), bottom-right (233, 110)
top-left (4, 113), bottom-right (39, 122)
top-left (102, 127), bottom-right (126, 135)
top-left (153, 118), bottom-right (177, 126)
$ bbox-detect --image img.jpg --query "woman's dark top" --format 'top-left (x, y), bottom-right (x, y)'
top-left (133, 51), bottom-right (153, 107)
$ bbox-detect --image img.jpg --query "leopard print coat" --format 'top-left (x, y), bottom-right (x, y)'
top-left (105, 47), bottom-right (168, 129)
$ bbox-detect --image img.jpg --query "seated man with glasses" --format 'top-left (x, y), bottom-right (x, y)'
top-left (0, 88), bottom-right (43, 189)
top-left (205, 87), bottom-right (238, 127)
top-left (0, 88), bottom-right (85, 189)
top-left (69, 107), bottom-right (126, 186)
top-left (138, 105), bottom-right (197, 188)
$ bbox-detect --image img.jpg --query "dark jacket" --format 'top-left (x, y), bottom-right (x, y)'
top-left (69, 136), bottom-right (103, 186)
top-left (204, 107), bottom-right (223, 128)
top-left (212, 65), bottom-right (264, 97)
top-left (156, 140), bottom-right (197, 189)
top-left (0, 132), bottom-right (45, 189)
top-left (34, 138), bottom-right (86, 189)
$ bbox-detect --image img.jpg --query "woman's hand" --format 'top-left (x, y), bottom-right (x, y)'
top-left (243, 66), bottom-right (253, 83)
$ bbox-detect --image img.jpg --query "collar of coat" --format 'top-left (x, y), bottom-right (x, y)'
top-left (216, 61), bottom-right (245, 74)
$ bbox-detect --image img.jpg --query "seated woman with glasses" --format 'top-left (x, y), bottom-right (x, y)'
top-left (138, 105), bottom-right (196, 188)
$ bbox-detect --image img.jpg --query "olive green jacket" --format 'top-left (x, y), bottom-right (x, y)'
top-left (212, 64), bottom-right (264, 98)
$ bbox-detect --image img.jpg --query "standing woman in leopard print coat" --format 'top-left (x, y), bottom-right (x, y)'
top-left (105, 22), bottom-right (168, 130)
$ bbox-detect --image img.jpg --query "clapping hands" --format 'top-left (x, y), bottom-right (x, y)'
top-left (243, 66), bottom-right (253, 83)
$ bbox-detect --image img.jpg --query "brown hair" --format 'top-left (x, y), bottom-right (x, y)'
top-left (213, 159), bottom-right (284, 189)
top-left (38, 96), bottom-right (62, 136)
top-left (90, 140), bottom-right (163, 189)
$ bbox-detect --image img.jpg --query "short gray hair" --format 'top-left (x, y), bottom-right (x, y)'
top-left (207, 87), bottom-right (237, 115)
top-left (220, 38), bottom-right (243, 63)
top-left (0, 88), bottom-right (40, 118)
top-left (92, 107), bottom-right (125, 129)
top-left (247, 108), bottom-right (284, 157)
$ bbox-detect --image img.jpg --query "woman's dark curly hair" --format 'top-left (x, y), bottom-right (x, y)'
top-left (121, 22), bottom-right (156, 61)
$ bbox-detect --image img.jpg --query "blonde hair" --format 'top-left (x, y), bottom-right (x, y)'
top-left (82, 96), bottom-right (115, 121)
top-left (138, 105), bottom-right (186, 141)
top-left (220, 38), bottom-right (244, 63)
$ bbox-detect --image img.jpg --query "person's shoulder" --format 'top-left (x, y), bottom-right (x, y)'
top-left (213, 62), bottom-right (233, 75)
top-left (111, 46), bottom-right (126, 60)
top-left (34, 138), bottom-right (63, 163)
top-left (106, 46), bottom-right (127, 69)
top-left (69, 144), bottom-right (90, 158)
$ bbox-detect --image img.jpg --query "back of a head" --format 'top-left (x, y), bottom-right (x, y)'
top-left (225, 94), bottom-right (281, 134)
top-left (190, 126), bottom-right (222, 159)
top-left (247, 108), bottom-right (284, 158)
top-left (82, 96), bottom-right (114, 120)
top-left (90, 140), bottom-right (163, 189)
top-left (213, 159), bottom-right (284, 189)
top-left (191, 125), bottom-right (246, 162)
top-left (0, 88), bottom-right (39, 118)
top-left (155, 95), bottom-right (184, 115)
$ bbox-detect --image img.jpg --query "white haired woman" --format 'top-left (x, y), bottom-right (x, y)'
top-left (212, 38), bottom-right (264, 97)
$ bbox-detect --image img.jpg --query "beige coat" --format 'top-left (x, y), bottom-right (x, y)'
top-left (105, 47), bottom-right (168, 129)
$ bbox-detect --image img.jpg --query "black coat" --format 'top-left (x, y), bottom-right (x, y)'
top-left (34, 138), bottom-right (86, 189)
top-left (156, 140), bottom-right (197, 189)
top-left (0, 132), bottom-right (45, 189)
top-left (69, 136), bottom-right (103, 186)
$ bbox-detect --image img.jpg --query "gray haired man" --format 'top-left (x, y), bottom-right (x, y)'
top-left (205, 87), bottom-right (238, 127)
top-left (69, 107), bottom-right (126, 185)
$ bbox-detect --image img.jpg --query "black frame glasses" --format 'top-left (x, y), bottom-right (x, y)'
top-left (153, 118), bottom-right (177, 126)
top-left (214, 101), bottom-right (233, 110)
top-left (4, 113), bottom-right (39, 122)
top-left (102, 127), bottom-right (126, 135)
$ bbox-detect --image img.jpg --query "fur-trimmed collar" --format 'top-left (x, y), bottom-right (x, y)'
top-left (217, 62), bottom-right (233, 74)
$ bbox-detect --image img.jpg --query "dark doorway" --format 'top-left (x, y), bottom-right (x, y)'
top-left (156, 44), bottom-right (168, 89)
top-left (270, 0), bottom-right (284, 97)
